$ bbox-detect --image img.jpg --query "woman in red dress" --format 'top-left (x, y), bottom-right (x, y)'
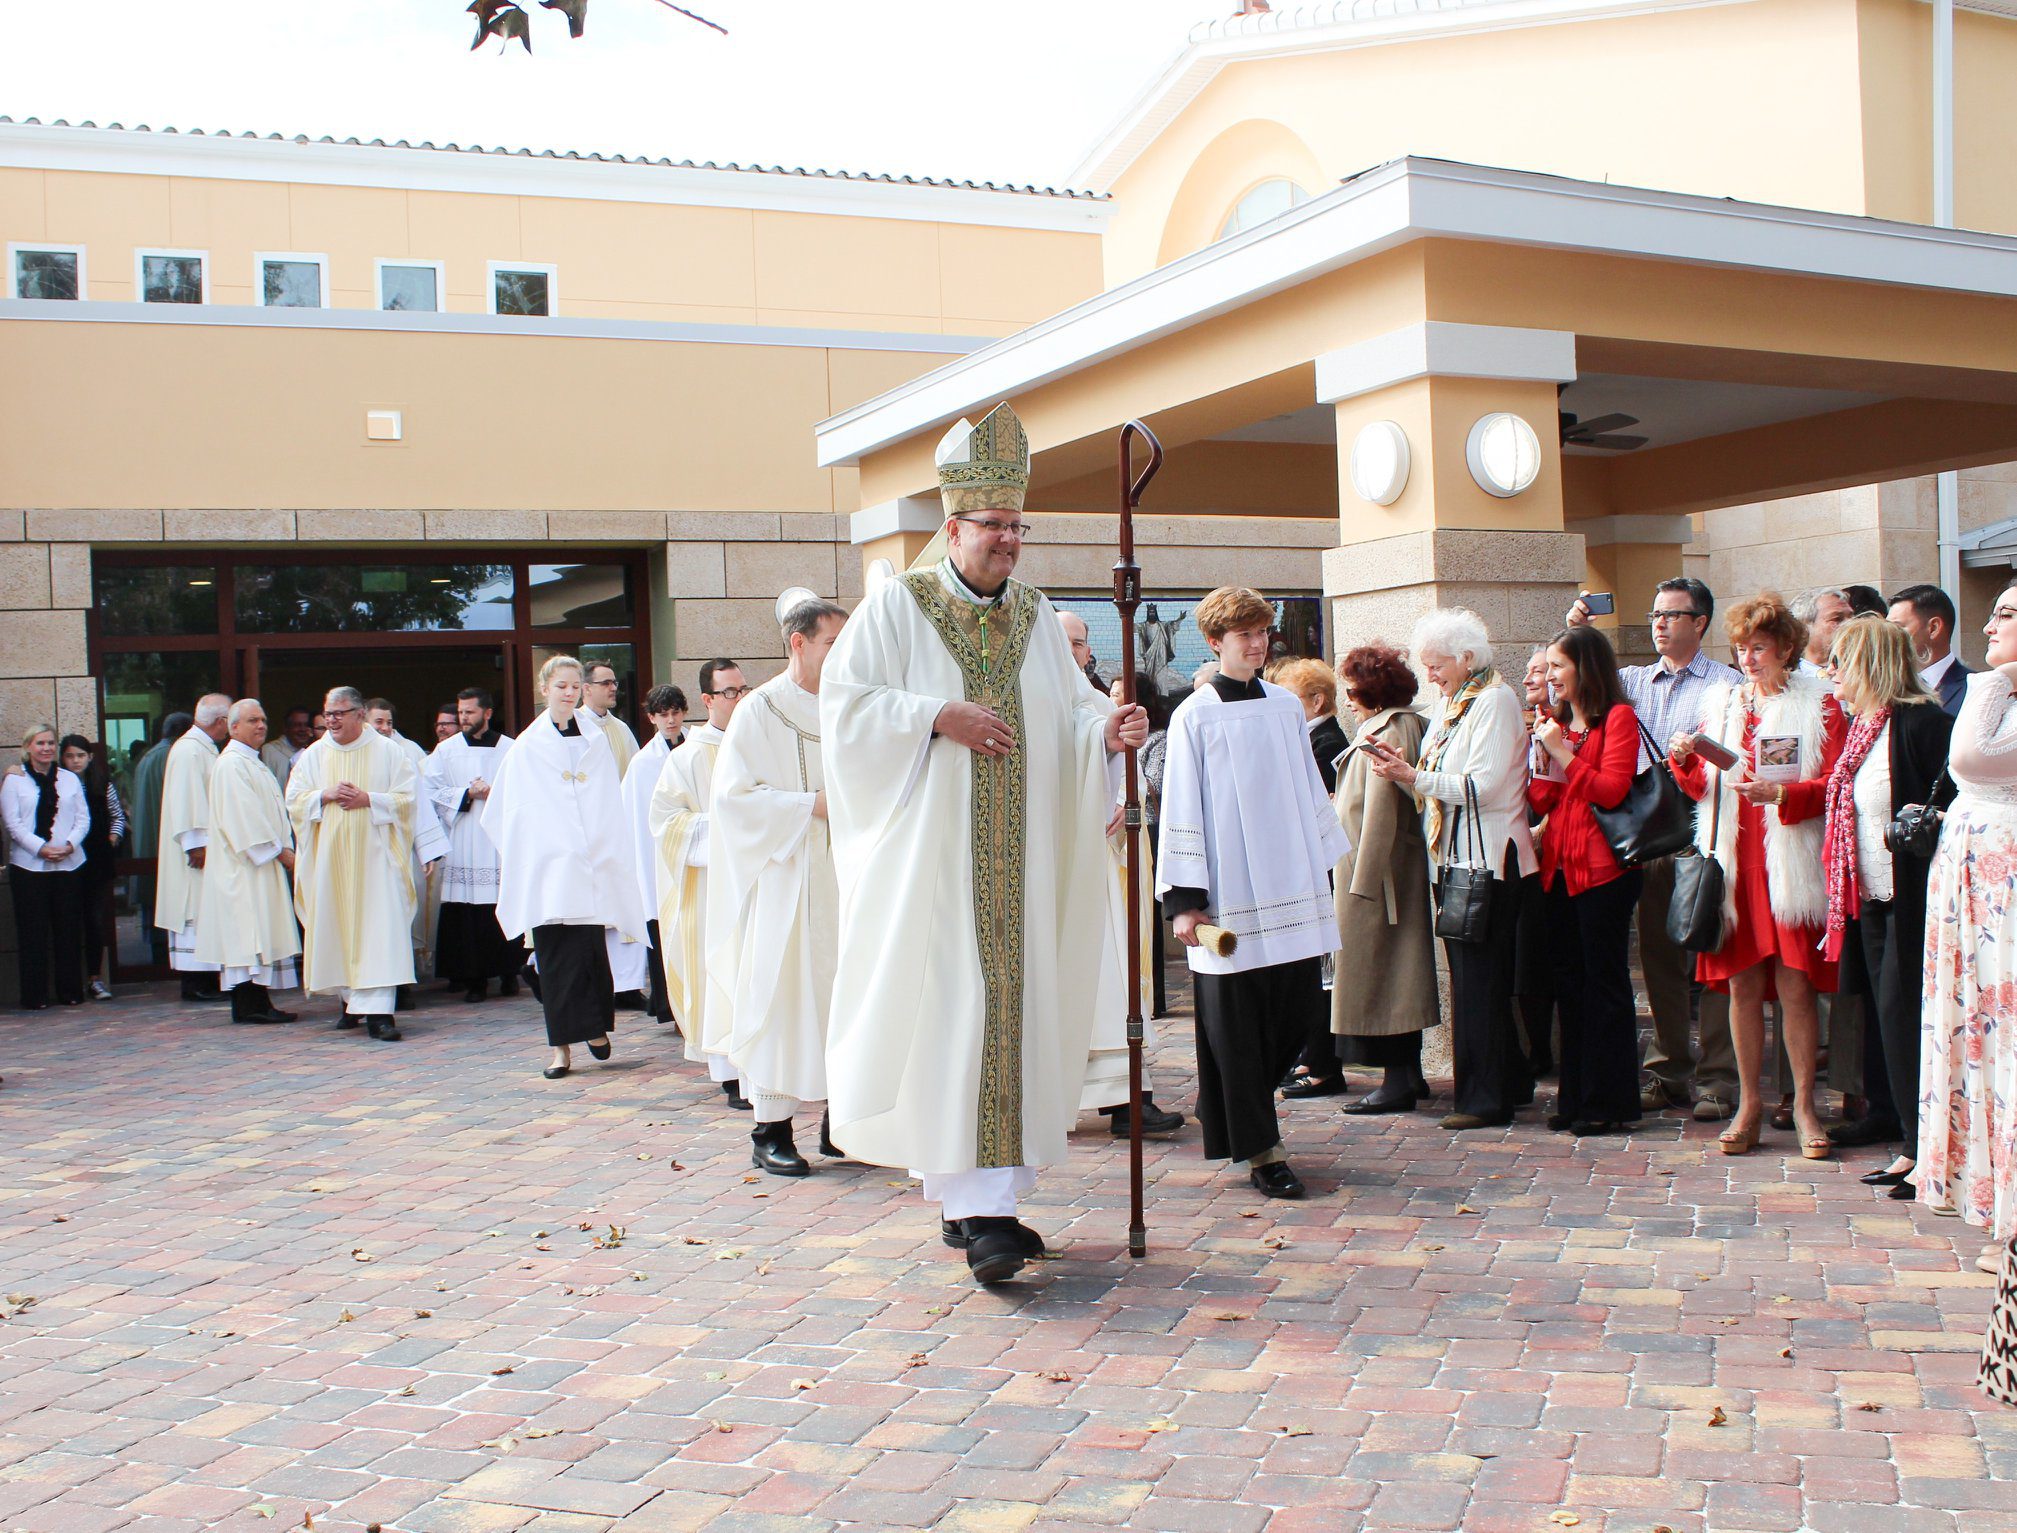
top-left (1669, 595), bottom-right (1846, 1159)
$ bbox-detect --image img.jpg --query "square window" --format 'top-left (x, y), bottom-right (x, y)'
top-left (492, 267), bottom-right (551, 317)
top-left (12, 247), bottom-right (80, 300)
top-left (259, 257), bottom-right (324, 308)
top-left (141, 253), bottom-right (204, 304)
top-left (379, 263), bottom-right (440, 312)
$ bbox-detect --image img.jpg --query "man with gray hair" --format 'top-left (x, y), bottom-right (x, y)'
top-left (156, 692), bottom-right (232, 1002)
top-left (286, 686), bottom-right (420, 1041)
top-left (1790, 587), bottom-right (1854, 678)
top-left (197, 699), bottom-right (301, 1024)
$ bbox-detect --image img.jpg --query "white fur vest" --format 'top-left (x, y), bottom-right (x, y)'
top-left (1692, 675), bottom-right (1832, 932)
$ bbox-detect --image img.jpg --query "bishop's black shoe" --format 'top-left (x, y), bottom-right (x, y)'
top-left (751, 1120), bottom-right (810, 1177)
top-left (1102, 1097), bottom-right (1186, 1136)
top-left (959, 1218), bottom-right (1029, 1284)
top-left (721, 1079), bottom-right (752, 1112)
top-left (1248, 1161), bottom-right (1307, 1200)
top-left (940, 1218), bottom-right (1045, 1257)
top-left (363, 1017), bottom-right (402, 1042)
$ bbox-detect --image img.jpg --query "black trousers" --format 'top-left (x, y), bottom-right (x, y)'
top-left (80, 851), bottom-right (116, 984)
top-left (1544, 869), bottom-right (1645, 1125)
top-left (437, 901), bottom-right (526, 984)
top-left (1193, 956), bottom-right (1322, 1163)
top-left (645, 918), bottom-right (673, 1023)
top-left (1512, 871), bottom-right (1559, 1070)
top-left (530, 924), bottom-right (613, 1046)
top-left (11, 866), bottom-right (84, 1008)
top-left (1857, 897), bottom-right (1924, 1151)
top-left (1442, 857), bottom-right (1528, 1119)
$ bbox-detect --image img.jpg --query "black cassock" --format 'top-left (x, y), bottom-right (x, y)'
top-left (436, 902), bottom-right (525, 985)
top-left (530, 923), bottom-right (613, 1046)
top-left (1191, 957), bottom-right (1325, 1162)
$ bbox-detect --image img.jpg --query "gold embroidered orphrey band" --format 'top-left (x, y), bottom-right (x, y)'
top-left (756, 688), bottom-right (819, 792)
top-left (899, 569), bottom-right (1037, 1168)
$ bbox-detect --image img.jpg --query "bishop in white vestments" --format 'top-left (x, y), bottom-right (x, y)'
top-left (1158, 588), bottom-right (1350, 1200)
top-left (482, 656), bottom-right (648, 1078)
top-left (821, 401), bottom-right (1146, 1284)
top-left (708, 599), bottom-right (846, 1176)
top-left (155, 695), bottom-right (232, 1000)
top-left (622, 683), bottom-right (688, 1024)
top-left (197, 699), bottom-right (301, 1024)
top-left (287, 688), bottom-right (419, 1041)
top-left (425, 690), bottom-right (523, 1001)
top-left (648, 659), bottom-right (749, 1105)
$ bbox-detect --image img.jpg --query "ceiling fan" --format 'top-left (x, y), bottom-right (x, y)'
top-left (1558, 403), bottom-right (1649, 452)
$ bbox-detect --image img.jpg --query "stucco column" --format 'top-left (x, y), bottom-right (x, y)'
top-left (1575, 514), bottom-right (1697, 664)
top-left (1319, 324), bottom-right (1584, 667)
top-left (850, 495), bottom-right (942, 585)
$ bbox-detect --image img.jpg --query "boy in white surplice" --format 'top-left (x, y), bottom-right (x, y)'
top-left (1157, 587), bottom-right (1351, 1200)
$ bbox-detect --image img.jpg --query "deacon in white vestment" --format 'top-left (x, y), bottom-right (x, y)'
top-left (482, 656), bottom-right (648, 1074)
top-left (155, 694), bottom-right (231, 998)
top-left (622, 683), bottom-right (688, 1024)
top-left (286, 687), bottom-right (419, 1040)
top-left (648, 659), bottom-right (749, 1103)
top-left (583, 662), bottom-right (639, 778)
top-left (708, 599), bottom-right (846, 1176)
top-left (1158, 588), bottom-right (1350, 1201)
top-left (425, 689), bottom-right (524, 1000)
top-left (196, 699), bottom-right (301, 1024)
top-left (821, 401), bottom-right (1147, 1284)
top-left (368, 700), bottom-right (450, 985)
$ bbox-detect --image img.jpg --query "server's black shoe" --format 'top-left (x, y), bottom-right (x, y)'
top-left (1102, 1097), bottom-right (1187, 1136)
top-left (721, 1079), bottom-right (752, 1111)
top-left (752, 1121), bottom-right (810, 1177)
top-left (613, 989), bottom-right (647, 1012)
top-left (959, 1218), bottom-right (1029, 1284)
top-left (1249, 1161), bottom-right (1307, 1199)
top-left (364, 1017), bottom-right (402, 1042)
top-left (940, 1218), bottom-right (1045, 1257)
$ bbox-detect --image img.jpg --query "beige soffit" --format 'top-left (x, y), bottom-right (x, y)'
top-left (814, 155), bottom-right (2017, 469)
top-left (1069, 0), bottom-right (1759, 193)
top-left (0, 117), bottom-right (1111, 233)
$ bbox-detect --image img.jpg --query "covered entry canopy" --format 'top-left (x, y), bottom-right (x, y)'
top-left (817, 157), bottom-right (2017, 658)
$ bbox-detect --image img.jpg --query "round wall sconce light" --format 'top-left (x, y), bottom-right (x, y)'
top-left (1349, 420), bottom-right (1411, 506)
top-left (1466, 412), bottom-right (1543, 498)
top-left (865, 557), bottom-right (896, 597)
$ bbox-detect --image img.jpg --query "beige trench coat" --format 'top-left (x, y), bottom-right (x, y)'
top-left (1331, 707), bottom-right (1441, 1037)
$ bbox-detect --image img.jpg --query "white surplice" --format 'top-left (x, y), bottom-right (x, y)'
top-left (196, 739), bottom-right (301, 986)
top-left (622, 731), bottom-right (675, 917)
top-left (286, 730), bottom-right (419, 996)
top-left (648, 723), bottom-right (727, 1067)
top-left (481, 712), bottom-right (647, 944)
top-left (1156, 678), bottom-right (1351, 976)
top-left (424, 730), bottom-right (513, 906)
top-left (155, 727), bottom-right (220, 972)
top-left (705, 675), bottom-right (837, 1104)
top-left (820, 563), bottom-right (1122, 1176)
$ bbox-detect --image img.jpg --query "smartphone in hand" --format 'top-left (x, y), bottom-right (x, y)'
top-left (1581, 591), bottom-right (1616, 617)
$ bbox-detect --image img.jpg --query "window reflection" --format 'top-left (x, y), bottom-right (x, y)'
top-left (236, 565), bottom-right (515, 633)
top-left (1051, 594), bottom-right (1324, 716)
top-left (532, 642), bottom-right (636, 720)
top-left (530, 563), bottom-right (633, 628)
top-left (93, 565), bottom-right (220, 636)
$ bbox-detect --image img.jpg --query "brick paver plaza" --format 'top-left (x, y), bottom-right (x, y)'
top-left (1, 984), bottom-right (2011, 1533)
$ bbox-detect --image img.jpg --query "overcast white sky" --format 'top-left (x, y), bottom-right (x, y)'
top-left (0, 1), bottom-right (1236, 187)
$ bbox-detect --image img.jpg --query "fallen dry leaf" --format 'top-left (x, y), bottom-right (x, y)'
top-left (1212, 1312), bottom-right (1241, 1322)
top-left (1707, 1406), bottom-right (1729, 1427)
top-left (1772, 1295), bottom-right (1792, 1305)
top-left (491, 1366), bottom-right (515, 1376)
top-left (791, 1378), bottom-right (816, 1391)
top-left (480, 1435), bottom-right (518, 1453)
top-left (577, 1221), bottom-right (592, 1232)
top-left (667, 1161), bottom-right (686, 1171)
top-left (1276, 1424), bottom-right (1312, 1437)
top-left (338, 1310), bottom-right (355, 1324)
top-left (1856, 1401), bottom-right (1882, 1412)
top-left (1548, 1515), bottom-right (1581, 1528)
top-left (682, 1236), bottom-right (708, 1246)
top-left (1777, 1347), bottom-right (1793, 1359)
top-left (709, 1420), bottom-right (733, 1433)
top-left (1036, 1369), bottom-right (1071, 1383)
top-left (395, 1384), bottom-right (416, 1397)
top-left (631, 1272), bottom-right (646, 1282)
top-left (524, 1427), bottom-right (562, 1439)
top-left (636, 1153), bottom-right (651, 1161)
top-left (414, 1310), bottom-right (433, 1319)
top-left (250, 1509), bottom-right (276, 1522)
top-left (1456, 1205), bottom-right (1482, 1215)
top-left (1144, 1417), bottom-right (1176, 1433)
top-left (1238, 1210), bottom-right (1261, 1219)
top-left (1261, 1235), bottom-right (1292, 1250)
top-left (50, 1215), bottom-right (69, 1223)
top-left (905, 1352), bottom-right (929, 1369)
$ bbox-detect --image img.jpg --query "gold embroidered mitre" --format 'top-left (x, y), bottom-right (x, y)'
top-left (935, 402), bottom-right (1030, 518)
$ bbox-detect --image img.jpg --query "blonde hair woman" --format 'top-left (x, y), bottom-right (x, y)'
top-left (1, 724), bottom-right (90, 1010)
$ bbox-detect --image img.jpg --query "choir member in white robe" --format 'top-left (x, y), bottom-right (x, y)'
top-left (425, 689), bottom-right (524, 1001)
top-left (622, 683), bottom-right (687, 1024)
top-left (708, 599), bottom-right (846, 1176)
top-left (482, 655), bottom-right (648, 1079)
top-left (647, 659), bottom-right (749, 1106)
top-left (821, 401), bottom-right (1146, 1284)
top-left (286, 687), bottom-right (420, 1042)
top-left (196, 699), bottom-right (301, 1025)
top-left (583, 662), bottom-right (639, 778)
top-left (155, 694), bottom-right (231, 1001)
top-left (368, 700), bottom-right (450, 990)
top-left (1157, 588), bottom-right (1350, 1201)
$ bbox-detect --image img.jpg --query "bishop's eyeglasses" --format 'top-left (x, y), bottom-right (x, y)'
top-left (954, 515), bottom-right (1035, 540)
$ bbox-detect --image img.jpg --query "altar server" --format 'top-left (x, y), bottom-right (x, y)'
top-left (622, 684), bottom-right (687, 1023)
top-left (196, 698), bottom-right (301, 1025)
top-left (425, 689), bottom-right (523, 1001)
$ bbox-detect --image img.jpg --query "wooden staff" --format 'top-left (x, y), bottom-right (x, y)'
top-left (1115, 420), bottom-right (1162, 1259)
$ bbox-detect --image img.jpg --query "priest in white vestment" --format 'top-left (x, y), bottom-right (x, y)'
top-left (821, 401), bottom-right (1147, 1284)
top-left (482, 655), bottom-right (648, 1079)
top-left (622, 683), bottom-right (687, 1024)
top-left (583, 661), bottom-right (639, 778)
top-left (196, 699), bottom-right (301, 1025)
top-left (260, 706), bottom-right (316, 789)
top-left (708, 597), bottom-right (846, 1176)
top-left (287, 687), bottom-right (420, 1042)
top-left (368, 699), bottom-right (449, 987)
top-left (649, 659), bottom-right (750, 1105)
top-left (1158, 587), bottom-right (1350, 1201)
top-left (155, 694), bottom-right (231, 1002)
top-left (425, 689), bottom-right (524, 1001)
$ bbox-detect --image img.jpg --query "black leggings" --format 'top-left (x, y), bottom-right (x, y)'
top-left (1858, 896), bottom-right (1926, 1152)
top-left (1545, 869), bottom-right (1644, 1124)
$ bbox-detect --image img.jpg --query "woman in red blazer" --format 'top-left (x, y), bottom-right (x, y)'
top-left (1527, 625), bottom-right (1645, 1135)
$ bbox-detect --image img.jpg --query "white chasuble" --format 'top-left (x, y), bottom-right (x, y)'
top-left (155, 728), bottom-right (219, 945)
top-left (705, 676), bottom-right (837, 1102)
top-left (821, 566), bottom-right (1121, 1175)
top-left (481, 713), bottom-right (647, 944)
top-left (424, 731), bottom-right (513, 905)
top-left (648, 724), bottom-right (724, 1065)
top-left (1156, 679), bottom-right (1351, 976)
top-left (286, 730), bottom-right (419, 994)
top-left (390, 733), bottom-right (450, 865)
top-left (196, 740), bottom-right (301, 971)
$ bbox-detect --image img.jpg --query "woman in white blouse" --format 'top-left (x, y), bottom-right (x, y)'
top-left (1367, 608), bottom-right (1538, 1130)
top-left (1817, 619), bottom-right (1952, 1202)
top-left (2, 725), bottom-right (91, 1009)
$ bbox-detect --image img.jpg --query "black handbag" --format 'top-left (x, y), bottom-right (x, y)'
top-left (1885, 769), bottom-right (1955, 859)
top-left (1434, 778), bottom-right (1494, 945)
top-left (1589, 715), bottom-right (1697, 867)
top-left (1666, 768), bottom-right (1726, 953)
